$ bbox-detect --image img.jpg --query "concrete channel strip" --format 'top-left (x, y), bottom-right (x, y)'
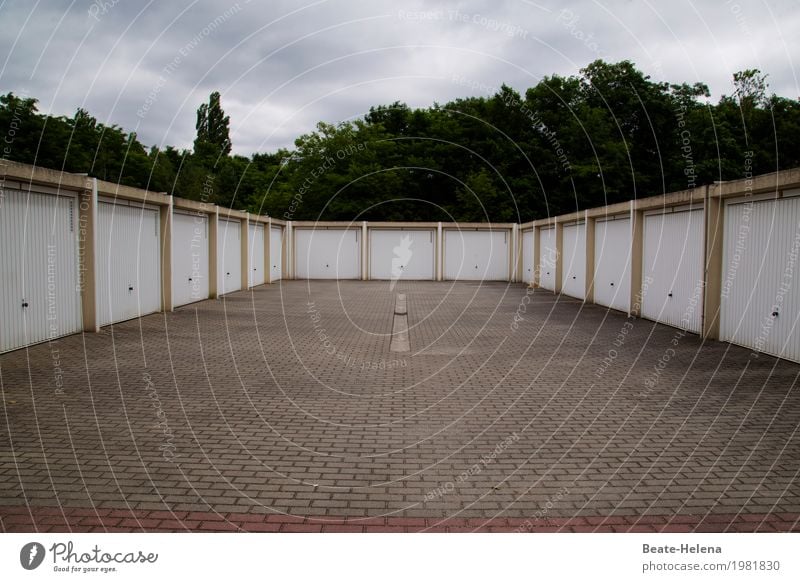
top-left (389, 293), bottom-right (410, 352)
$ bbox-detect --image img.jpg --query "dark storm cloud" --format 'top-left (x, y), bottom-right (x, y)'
top-left (1, 0), bottom-right (798, 155)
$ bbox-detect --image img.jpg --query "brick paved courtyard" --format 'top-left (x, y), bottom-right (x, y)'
top-left (1, 281), bottom-right (799, 532)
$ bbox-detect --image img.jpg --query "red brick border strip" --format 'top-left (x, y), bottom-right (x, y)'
top-left (0, 507), bottom-right (797, 533)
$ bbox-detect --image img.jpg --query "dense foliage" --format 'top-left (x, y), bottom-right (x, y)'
top-left (2, 61), bottom-right (798, 221)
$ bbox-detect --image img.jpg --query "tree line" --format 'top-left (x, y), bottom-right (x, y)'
top-left (2, 60), bottom-right (798, 222)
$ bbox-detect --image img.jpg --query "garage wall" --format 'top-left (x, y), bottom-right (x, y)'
top-left (370, 228), bottom-right (435, 281)
top-left (248, 223), bottom-right (266, 287)
top-left (521, 229), bottom-right (533, 284)
top-left (561, 222), bottom-right (586, 299)
top-left (593, 217), bottom-right (631, 313)
top-left (641, 209), bottom-right (705, 333)
top-left (721, 196), bottom-right (800, 362)
top-left (172, 211), bottom-right (209, 307)
top-left (538, 227), bottom-right (557, 291)
top-left (444, 229), bottom-right (509, 281)
top-left (217, 218), bottom-right (242, 295)
top-left (295, 228), bottom-right (361, 279)
top-left (97, 201), bottom-right (161, 326)
top-left (270, 225), bottom-right (283, 282)
top-left (0, 189), bottom-right (82, 352)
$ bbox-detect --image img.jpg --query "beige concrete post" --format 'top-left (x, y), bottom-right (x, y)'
top-left (436, 222), bottom-right (443, 281)
top-left (79, 178), bottom-right (99, 332)
top-left (265, 217), bottom-right (271, 284)
top-left (160, 196), bottom-right (173, 311)
top-left (209, 208), bottom-right (219, 299)
top-left (554, 217), bottom-right (564, 294)
top-left (629, 201), bottom-right (644, 316)
top-left (703, 185), bottom-right (723, 339)
top-left (241, 214), bottom-right (250, 290)
top-left (286, 221), bottom-right (292, 280)
top-left (511, 223), bottom-right (519, 283)
top-left (362, 221), bottom-right (368, 280)
top-left (532, 226), bottom-right (541, 287)
top-left (585, 210), bottom-right (596, 303)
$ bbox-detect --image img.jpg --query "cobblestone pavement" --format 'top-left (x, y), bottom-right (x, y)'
top-left (1, 281), bottom-right (799, 532)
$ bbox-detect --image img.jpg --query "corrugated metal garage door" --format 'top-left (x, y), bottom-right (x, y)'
top-left (641, 208), bottom-right (704, 333)
top-left (217, 218), bottom-right (242, 295)
top-left (521, 229), bottom-right (533, 284)
top-left (538, 227), bottom-right (557, 291)
top-left (248, 223), bottom-right (265, 287)
top-left (270, 226), bottom-right (283, 282)
top-left (721, 196), bottom-right (800, 362)
top-left (561, 222), bottom-right (586, 299)
top-left (172, 211), bottom-right (209, 307)
top-left (1, 189), bottom-right (82, 352)
top-left (594, 216), bottom-right (631, 312)
top-left (97, 201), bottom-right (161, 326)
top-left (444, 230), bottom-right (509, 281)
top-left (295, 228), bottom-right (361, 279)
top-left (370, 229), bottom-right (435, 281)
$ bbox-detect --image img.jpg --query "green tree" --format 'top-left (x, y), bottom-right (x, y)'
top-left (194, 91), bottom-right (231, 160)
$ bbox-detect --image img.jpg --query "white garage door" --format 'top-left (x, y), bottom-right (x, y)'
top-left (218, 218), bottom-right (242, 295)
top-left (98, 201), bottom-right (161, 326)
top-left (521, 230), bottom-right (533, 284)
top-left (370, 229), bottom-right (435, 281)
top-left (444, 230), bottom-right (509, 281)
top-left (248, 223), bottom-right (266, 287)
top-left (721, 196), bottom-right (800, 362)
top-left (561, 223), bottom-right (586, 299)
top-left (295, 228), bottom-right (361, 279)
top-left (270, 226), bottom-right (283, 282)
top-left (172, 211), bottom-right (209, 307)
top-left (641, 209), bottom-right (705, 333)
top-left (538, 227), bottom-right (557, 291)
top-left (1, 189), bottom-right (82, 352)
top-left (594, 217), bottom-right (631, 313)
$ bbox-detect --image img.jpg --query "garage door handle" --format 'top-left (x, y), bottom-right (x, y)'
top-left (772, 311), bottom-right (779, 317)
top-left (668, 293), bottom-right (673, 298)
top-left (128, 286), bottom-right (134, 291)
top-left (188, 278), bottom-right (193, 281)
top-left (21, 301), bottom-right (29, 308)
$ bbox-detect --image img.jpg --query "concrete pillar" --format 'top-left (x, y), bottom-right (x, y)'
top-left (79, 178), bottom-right (99, 332)
top-left (241, 214), bottom-right (250, 290)
top-left (511, 223), bottom-right (519, 282)
top-left (362, 221), bottom-right (368, 280)
top-left (286, 221), bottom-right (292, 279)
top-left (702, 185), bottom-right (723, 339)
top-left (436, 222), bottom-right (443, 281)
top-left (532, 225), bottom-right (540, 287)
top-left (585, 210), bottom-right (596, 303)
top-left (629, 201), bottom-right (644, 316)
top-left (554, 218), bottom-right (564, 294)
top-left (209, 208), bottom-right (219, 299)
top-left (160, 196), bottom-right (174, 312)
top-left (265, 217), bottom-right (271, 284)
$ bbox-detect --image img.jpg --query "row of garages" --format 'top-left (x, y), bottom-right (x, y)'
top-left (2, 161), bottom-right (799, 363)
top-left (521, 192), bottom-right (800, 363)
top-left (0, 181), bottom-right (285, 353)
top-left (293, 226), bottom-right (512, 281)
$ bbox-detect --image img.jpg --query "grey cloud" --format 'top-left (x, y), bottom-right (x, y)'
top-left (0, 0), bottom-right (797, 155)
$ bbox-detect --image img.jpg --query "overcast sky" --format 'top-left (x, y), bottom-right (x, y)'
top-left (1, 0), bottom-right (798, 155)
